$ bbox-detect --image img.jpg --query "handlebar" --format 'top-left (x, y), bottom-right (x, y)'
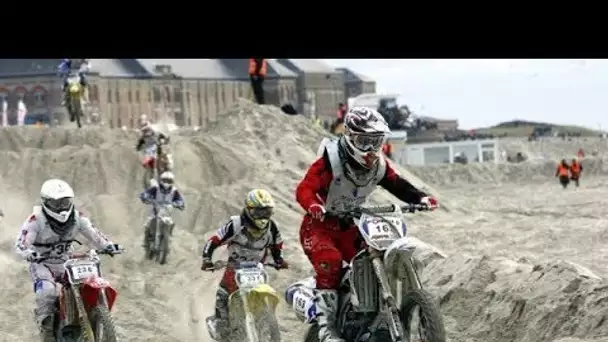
top-left (34, 247), bottom-right (124, 263)
top-left (204, 260), bottom-right (280, 272)
top-left (327, 203), bottom-right (431, 217)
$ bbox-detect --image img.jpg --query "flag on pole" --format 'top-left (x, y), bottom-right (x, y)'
top-left (1, 99), bottom-right (7, 127)
top-left (17, 99), bottom-right (27, 126)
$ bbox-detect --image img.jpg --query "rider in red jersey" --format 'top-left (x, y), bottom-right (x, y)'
top-left (296, 106), bottom-right (438, 342)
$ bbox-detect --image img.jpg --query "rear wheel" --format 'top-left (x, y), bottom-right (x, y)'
top-left (90, 304), bottom-right (118, 342)
top-left (400, 289), bottom-right (446, 342)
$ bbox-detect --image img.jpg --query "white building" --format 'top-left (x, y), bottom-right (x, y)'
top-left (394, 139), bottom-right (500, 166)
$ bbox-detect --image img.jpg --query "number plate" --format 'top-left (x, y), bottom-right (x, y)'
top-left (366, 217), bottom-right (402, 241)
top-left (237, 270), bottom-right (265, 287)
top-left (70, 262), bottom-right (99, 281)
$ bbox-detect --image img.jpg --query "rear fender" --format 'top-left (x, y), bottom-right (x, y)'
top-left (80, 276), bottom-right (118, 312)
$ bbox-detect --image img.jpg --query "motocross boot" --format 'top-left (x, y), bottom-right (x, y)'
top-left (206, 287), bottom-right (230, 340)
top-left (315, 289), bottom-right (345, 342)
top-left (39, 316), bottom-right (55, 342)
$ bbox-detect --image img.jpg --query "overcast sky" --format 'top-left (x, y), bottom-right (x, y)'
top-left (324, 59), bottom-right (608, 130)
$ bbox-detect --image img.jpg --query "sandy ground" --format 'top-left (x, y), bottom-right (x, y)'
top-left (0, 100), bottom-right (606, 342)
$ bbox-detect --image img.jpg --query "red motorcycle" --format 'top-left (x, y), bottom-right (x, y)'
top-left (38, 247), bottom-right (123, 342)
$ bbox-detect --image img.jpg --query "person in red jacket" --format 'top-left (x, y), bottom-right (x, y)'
top-left (295, 106), bottom-right (438, 342)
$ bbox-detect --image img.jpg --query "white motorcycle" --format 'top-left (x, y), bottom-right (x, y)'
top-left (285, 203), bottom-right (446, 342)
top-left (205, 260), bottom-right (282, 342)
top-left (145, 203), bottom-right (174, 265)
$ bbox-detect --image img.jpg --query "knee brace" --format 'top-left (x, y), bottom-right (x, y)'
top-left (34, 280), bottom-right (58, 321)
top-left (312, 247), bottom-right (342, 289)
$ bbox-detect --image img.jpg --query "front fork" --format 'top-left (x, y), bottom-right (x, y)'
top-left (370, 251), bottom-right (407, 342)
top-left (239, 291), bottom-right (260, 342)
top-left (154, 213), bottom-right (162, 251)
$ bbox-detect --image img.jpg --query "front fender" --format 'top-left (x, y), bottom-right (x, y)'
top-left (384, 237), bottom-right (416, 275)
top-left (81, 276), bottom-right (118, 312)
top-left (229, 284), bottom-right (280, 317)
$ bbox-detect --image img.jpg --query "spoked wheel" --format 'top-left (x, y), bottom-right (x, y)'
top-left (90, 305), bottom-right (118, 342)
top-left (400, 289), bottom-right (446, 342)
top-left (255, 309), bottom-right (281, 342)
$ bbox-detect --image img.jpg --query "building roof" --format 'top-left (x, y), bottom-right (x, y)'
top-left (336, 67), bottom-right (375, 83)
top-left (276, 59), bottom-right (339, 74)
top-left (135, 59), bottom-right (239, 79)
top-left (0, 59), bottom-right (58, 77)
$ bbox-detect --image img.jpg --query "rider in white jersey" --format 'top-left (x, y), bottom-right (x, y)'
top-left (14, 179), bottom-right (121, 342)
top-left (139, 171), bottom-right (185, 247)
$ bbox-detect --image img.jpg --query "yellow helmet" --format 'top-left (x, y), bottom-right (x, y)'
top-left (244, 189), bottom-right (275, 237)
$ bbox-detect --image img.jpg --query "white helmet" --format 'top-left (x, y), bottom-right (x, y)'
top-left (159, 171), bottom-right (175, 189)
top-left (340, 107), bottom-right (390, 169)
top-left (40, 179), bottom-right (75, 223)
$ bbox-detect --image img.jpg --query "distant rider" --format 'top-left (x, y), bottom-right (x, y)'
top-left (139, 171), bottom-right (185, 247)
top-left (14, 179), bottom-right (122, 342)
top-left (58, 58), bottom-right (91, 105)
top-left (201, 189), bottom-right (288, 340)
top-left (295, 107), bottom-right (438, 342)
top-left (136, 114), bottom-right (170, 152)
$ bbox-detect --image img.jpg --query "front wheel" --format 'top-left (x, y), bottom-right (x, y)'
top-left (400, 289), bottom-right (446, 342)
top-left (303, 325), bottom-right (318, 342)
top-left (156, 226), bottom-right (170, 265)
top-left (254, 310), bottom-right (281, 342)
top-left (89, 304), bottom-right (118, 342)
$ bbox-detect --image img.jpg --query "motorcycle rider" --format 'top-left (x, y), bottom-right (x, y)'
top-left (296, 107), bottom-right (438, 342)
top-left (201, 189), bottom-right (288, 339)
top-left (14, 179), bottom-right (122, 342)
top-left (139, 171), bottom-right (185, 247)
top-left (136, 114), bottom-right (170, 153)
top-left (58, 58), bottom-right (91, 106)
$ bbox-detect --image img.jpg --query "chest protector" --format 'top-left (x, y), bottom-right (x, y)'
top-left (323, 140), bottom-right (386, 213)
top-left (32, 206), bottom-right (81, 261)
top-left (225, 215), bottom-right (275, 262)
top-left (155, 187), bottom-right (176, 204)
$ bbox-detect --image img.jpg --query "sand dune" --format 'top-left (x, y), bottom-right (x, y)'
top-left (0, 100), bottom-right (606, 342)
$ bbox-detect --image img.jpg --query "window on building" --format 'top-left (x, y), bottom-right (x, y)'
top-left (90, 85), bottom-right (99, 102)
top-left (107, 89), bottom-right (112, 103)
top-left (114, 90), bottom-right (120, 103)
top-left (135, 89), bottom-right (140, 102)
top-left (33, 91), bottom-right (47, 105)
top-left (127, 90), bottom-right (132, 103)
top-left (153, 87), bottom-right (161, 102)
top-left (173, 88), bottom-right (182, 103)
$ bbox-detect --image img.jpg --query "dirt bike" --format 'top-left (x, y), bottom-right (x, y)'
top-left (285, 203), bottom-right (446, 342)
top-left (36, 245), bottom-right (123, 342)
top-left (204, 260), bottom-right (282, 342)
top-left (65, 75), bottom-right (84, 128)
top-left (145, 203), bottom-right (174, 265)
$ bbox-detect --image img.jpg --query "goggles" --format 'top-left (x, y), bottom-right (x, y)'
top-left (247, 206), bottom-right (273, 219)
top-left (350, 133), bottom-right (385, 152)
top-left (44, 197), bottom-right (73, 212)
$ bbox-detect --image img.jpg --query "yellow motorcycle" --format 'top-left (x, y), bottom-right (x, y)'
top-left (205, 260), bottom-right (282, 342)
top-left (66, 75), bottom-right (84, 128)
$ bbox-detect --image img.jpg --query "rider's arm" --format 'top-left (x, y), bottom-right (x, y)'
top-left (136, 137), bottom-right (145, 151)
top-left (76, 212), bottom-right (112, 250)
top-left (202, 219), bottom-right (236, 259)
top-left (295, 154), bottom-right (333, 210)
top-left (14, 215), bottom-right (40, 260)
top-left (139, 187), bottom-right (157, 203)
top-left (268, 221), bottom-right (284, 262)
top-left (172, 190), bottom-right (185, 209)
top-left (378, 159), bottom-right (427, 204)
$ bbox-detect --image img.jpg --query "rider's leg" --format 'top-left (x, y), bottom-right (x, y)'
top-left (79, 72), bottom-right (89, 102)
top-left (212, 267), bottom-right (237, 337)
top-left (300, 216), bottom-right (345, 342)
top-left (142, 216), bottom-right (154, 248)
top-left (30, 263), bottom-right (62, 342)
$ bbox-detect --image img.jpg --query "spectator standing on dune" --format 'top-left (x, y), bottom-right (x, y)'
top-left (248, 59), bottom-right (267, 105)
top-left (570, 158), bottom-right (583, 187)
top-left (556, 159), bottom-right (571, 189)
top-left (336, 103), bottom-right (347, 124)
